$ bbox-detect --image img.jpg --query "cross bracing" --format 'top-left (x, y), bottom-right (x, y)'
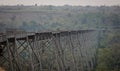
top-left (0, 30), bottom-right (98, 71)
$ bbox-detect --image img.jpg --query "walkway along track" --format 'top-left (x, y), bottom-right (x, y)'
top-left (0, 30), bottom-right (99, 71)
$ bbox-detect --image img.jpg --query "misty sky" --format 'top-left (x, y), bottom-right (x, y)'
top-left (0, 0), bottom-right (120, 6)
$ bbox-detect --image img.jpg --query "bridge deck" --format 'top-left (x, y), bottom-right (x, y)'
top-left (0, 30), bottom-right (94, 44)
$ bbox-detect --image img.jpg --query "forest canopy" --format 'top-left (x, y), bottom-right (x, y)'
top-left (0, 5), bottom-right (120, 31)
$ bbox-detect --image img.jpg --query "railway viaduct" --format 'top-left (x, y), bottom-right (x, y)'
top-left (0, 30), bottom-right (98, 71)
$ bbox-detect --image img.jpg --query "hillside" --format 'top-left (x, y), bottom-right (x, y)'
top-left (0, 5), bottom-right (120, 31)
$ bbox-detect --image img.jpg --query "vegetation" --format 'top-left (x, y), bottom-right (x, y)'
top-left (96, 44), bottom-right (120, 71)
top-left (0, 6), bottom-right (120, 31)
top-left (96, 30), bottom-right (120, 71)
top-left (0, 5), bottom-right (120, 71)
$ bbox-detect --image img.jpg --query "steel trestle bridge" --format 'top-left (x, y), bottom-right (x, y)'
top-left (0, 30), bottom-right (98, 71)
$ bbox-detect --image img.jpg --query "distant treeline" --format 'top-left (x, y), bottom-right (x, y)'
top-left (0, 5), bottom-right (120, 32)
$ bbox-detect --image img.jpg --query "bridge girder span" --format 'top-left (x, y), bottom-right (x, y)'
top-left (0, 30), bottom-right (98, 71)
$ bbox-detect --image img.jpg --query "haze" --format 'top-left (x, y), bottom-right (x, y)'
top-left (0, 0), bottom-right (120, 6)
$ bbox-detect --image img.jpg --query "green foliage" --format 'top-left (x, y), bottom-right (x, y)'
top-left (96, 30), bottom-right (120, 71)
top-left (0, 6), bottom-right (120, 31)
top-left (96, 44), bottom-right (120, 71)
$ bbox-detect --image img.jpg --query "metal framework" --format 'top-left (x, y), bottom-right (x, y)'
top-left (0, 30), bottom-right (98, 71)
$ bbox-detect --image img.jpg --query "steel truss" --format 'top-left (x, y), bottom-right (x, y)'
top-left (0, 30), bottom-right (98, 71)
